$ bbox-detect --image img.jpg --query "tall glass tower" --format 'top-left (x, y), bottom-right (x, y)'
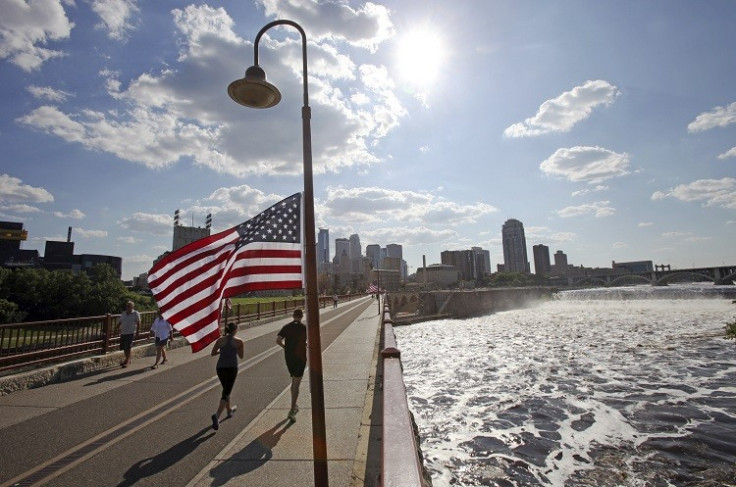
top-left (502, 219), bottom-right (530, 273)
top-left (317, 228), bottom-right (329, 270)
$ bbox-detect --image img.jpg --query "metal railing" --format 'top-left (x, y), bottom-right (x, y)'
top-left (380, 300), bottom-right (427, 487)
top-left (0, 294), bottom-right (362, 374)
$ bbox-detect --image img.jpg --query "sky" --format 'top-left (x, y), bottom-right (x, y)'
top-left (1, 0), bottom-right (735, 281)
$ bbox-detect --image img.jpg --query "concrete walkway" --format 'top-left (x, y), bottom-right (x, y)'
top-left (0, 297), bottom-right (383, 487)
top-left (186, 299), bottom-right (382, 487)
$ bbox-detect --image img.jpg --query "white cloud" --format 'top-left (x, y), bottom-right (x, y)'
top-left (504, 80), bottom-right (619, 137)
top-left (572, 185), bottom-right (608, 197)
top-left (557, 201), bottom-right (615, 218)
top-left (0, 203), bottom-right (42, 214)
top-left (526, 226), bottom-right (577, 243)
top-left (322, 186), bottom-right (498, 226)
top-left (117, 236), bottom-right (138, 244)
top-left (540, 146), bottom-right (631, 184)
top-left (0, 174), bottom-right (54, 202)
top-left (363, 226), bottom-right (457, 246)
top-left (687, 101), bottom-right (736, 132)
top-left (53, 208), bottom-right (85, 219)
top-left (717, 147), bottom-right (736, 159)
top-left (27, 85), bottom-right (72, 102)
top-left (256, 0), bottom-right (394, 51)
top-left (651, 178), bottom-right (736, 210)
top-left (118, 212), bottom-right (172, 235)
top-left (74, 228), bottom-right (107, 238)
top-left (16, 4), bottom-right (405, 177)
top-left (0, 0), bottom-right (73, 71)
top-left (90, 0), bottom-right (139, 40)
top-left (638, 222), bottom-right (653, 227)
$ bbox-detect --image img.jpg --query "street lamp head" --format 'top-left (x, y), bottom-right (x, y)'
top-left (227, 65), bottom-right (282, 109)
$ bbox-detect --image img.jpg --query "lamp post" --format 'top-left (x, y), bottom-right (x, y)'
top-left (227, 20), bottom-right (328, 486)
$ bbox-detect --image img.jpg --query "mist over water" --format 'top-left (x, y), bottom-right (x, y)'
top-left (394, 286), bottom-right (736, 486)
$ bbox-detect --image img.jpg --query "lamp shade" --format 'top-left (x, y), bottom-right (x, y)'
top-left (227, 65), bottom-right (282, 109)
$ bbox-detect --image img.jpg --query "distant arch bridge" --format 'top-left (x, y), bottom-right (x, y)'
top-left (568, 264), bottom-right (736, 287)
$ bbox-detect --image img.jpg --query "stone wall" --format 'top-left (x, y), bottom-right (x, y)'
top-left (417, 287), bottom-right (549, 319)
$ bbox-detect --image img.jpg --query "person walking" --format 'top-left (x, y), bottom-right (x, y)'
top-left (332, 294), bottom-right (338, 308)
top-left (116, 301), bottom-right (140, 368)
top-left (277, 308), bottom-right (307, 422)
top-left (210, 323), bottom-right (244, 431)
top-left (150, 310), bottom-right (173, 369)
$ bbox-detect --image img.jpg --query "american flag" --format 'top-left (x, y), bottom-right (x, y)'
top-left (147, 193), bottom-right (303, 352)
top-left (367, 283), bottom-right (381, 293)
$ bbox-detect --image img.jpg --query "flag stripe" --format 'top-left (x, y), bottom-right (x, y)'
top-left (147, 193), bottom-right (303, 353)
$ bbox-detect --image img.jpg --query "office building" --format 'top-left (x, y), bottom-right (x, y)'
top-left (0, 221), bottom-right (39, 268)
top-left (172, 210), bottom-right (211, 251)
top-left (317, 228), bottom-right (330, 270)
top-left (349, 234), bottom-right (361, 259)
top-left (533, 244), bottom-right (551, 276)
top-left (365, 244), bottom-right (380, 269)
top-left (502, 219), bottom-right (530, 273)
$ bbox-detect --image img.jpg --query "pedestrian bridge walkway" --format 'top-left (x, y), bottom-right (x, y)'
top-left (0, 297), bottom-right (386, 487)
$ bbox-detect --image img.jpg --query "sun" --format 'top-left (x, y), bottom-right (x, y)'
top-left (394, 27), bottom-right (446, 88)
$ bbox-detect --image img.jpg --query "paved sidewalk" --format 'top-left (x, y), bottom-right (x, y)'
top-left (185, 300), bottom-right (382, 487)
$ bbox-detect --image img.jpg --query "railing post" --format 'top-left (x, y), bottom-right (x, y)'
top-left (102, 313), bottom-right (111, 355)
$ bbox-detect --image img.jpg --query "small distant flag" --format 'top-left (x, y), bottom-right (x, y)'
top-left (148, 193), bottom-right (303, 352)
top-left (367, 283), bottom-right (379, 294)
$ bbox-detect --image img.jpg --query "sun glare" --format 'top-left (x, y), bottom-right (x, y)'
top-left (395, 28), bottom-right (445, 88)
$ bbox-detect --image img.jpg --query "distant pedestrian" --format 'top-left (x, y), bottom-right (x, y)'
top-left (150, 310), bottom-right (173, 369)
top-left (210, 323), bottom-right (244, 431)
top-left (116, 301), bottom-right (140, 368)
top-left (333, 294), bottom-right (338, 308)
top-left (277, 309), bottom-right (307, 422)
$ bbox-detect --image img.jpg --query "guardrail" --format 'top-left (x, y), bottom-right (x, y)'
top-left (380, 299), bottom-right (428, 487)
top-left (0, 294), bottom-right (362, 374)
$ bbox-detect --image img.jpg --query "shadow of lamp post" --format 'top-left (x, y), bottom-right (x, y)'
top-left (227, 19), bottom-right (329, 487)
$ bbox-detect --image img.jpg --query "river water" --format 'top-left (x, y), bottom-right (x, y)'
top-left (393, 285), bottom-right (736, 486)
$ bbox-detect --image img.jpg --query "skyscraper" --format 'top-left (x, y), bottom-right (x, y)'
top-left (317, 228), bottom-right (329, 270)
top-left (349, 234), bottom-right (362, 259)
top-left (365, 244), bottom-right (380, 269)
top-left (533, 244), bottom-right (551, 276)
top-left (502, 219), bottom-right (530, 273)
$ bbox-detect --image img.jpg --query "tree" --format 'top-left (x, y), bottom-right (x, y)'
top-left (0, 298), bottom-right (25, 324)
top-left (0, 264), bottom-right (156, 322)
top-left (487, 272), bottom-right (538, 288)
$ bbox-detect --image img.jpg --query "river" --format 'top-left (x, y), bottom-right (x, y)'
top-left (393, 285), bottom-right (736, 486)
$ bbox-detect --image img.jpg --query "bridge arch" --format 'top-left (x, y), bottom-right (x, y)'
top-left (609, 274), bottom-right (652, 286)
top-left (571, 276), bottom-right (608, 287)
top-left (654, 271), bottom-right (713, 286)
top-left (717, 271), bottom-right (736, 285)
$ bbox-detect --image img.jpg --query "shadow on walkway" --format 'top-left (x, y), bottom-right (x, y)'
top-left (208, 419), bottom-right (292, 486)
top-left (84, 367), bottom-right (150, 386)
top-left (117, 426), bottom-right (215, 487)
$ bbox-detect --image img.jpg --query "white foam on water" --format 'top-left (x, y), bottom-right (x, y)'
top-left (395, 291), bottom-right (736, 486)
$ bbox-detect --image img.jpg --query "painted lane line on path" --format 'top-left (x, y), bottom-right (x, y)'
top-left (1, 299), bottom-right (371, 487)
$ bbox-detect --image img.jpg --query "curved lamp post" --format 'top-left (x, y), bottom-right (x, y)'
top-left (227, 20), bottom-right (328, 486)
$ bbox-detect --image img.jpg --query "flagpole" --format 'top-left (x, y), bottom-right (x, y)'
top-left (227, 20), bottom-right (328, 486)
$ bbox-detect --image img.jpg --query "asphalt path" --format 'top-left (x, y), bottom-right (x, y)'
top-left (0, 298), bottom-right (373, 487)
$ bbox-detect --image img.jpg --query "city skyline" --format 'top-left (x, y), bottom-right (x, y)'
top-left (1, 1), bottom-right (734, 281)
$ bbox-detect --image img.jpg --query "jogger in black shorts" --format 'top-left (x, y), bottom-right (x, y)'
top-left (277, 309), bottom-right (307, 422)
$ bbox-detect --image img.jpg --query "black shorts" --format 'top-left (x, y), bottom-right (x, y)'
top-left (120, 334), bottom-right (134, 352)
top-left (154, 337), bottom-right (168, 347)
top-left (217, 367), bottom-right (238, 401)
top-left (285, 356), bottom-right (306, 378)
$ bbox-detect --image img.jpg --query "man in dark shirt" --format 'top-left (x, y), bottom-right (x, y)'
top-left (277, 308), bottom-right (307, 422)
